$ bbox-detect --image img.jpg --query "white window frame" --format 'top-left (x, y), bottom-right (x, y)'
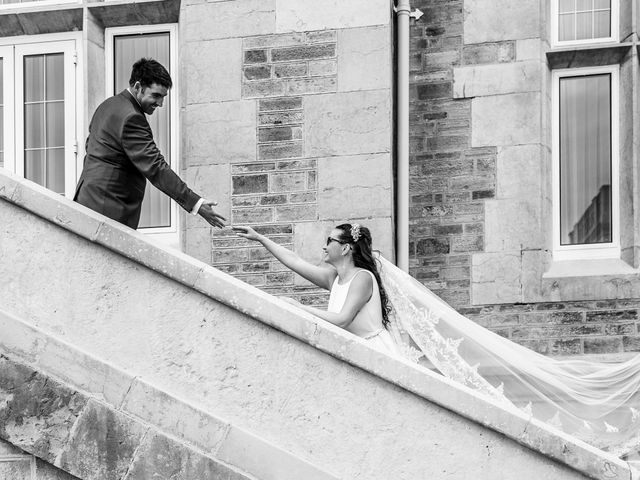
top-left (0, 0), bottom-right (79, 10)
top-left (551, 65), bottom-right (619, 261)
top-left (0, 32), bottom-right (83, 199)
top-left (105, 24), bottom-right (180, 246)
top-left (551, 0), bottom-right (618, 48)
top-left (0, 45), bottom-right (15, 173)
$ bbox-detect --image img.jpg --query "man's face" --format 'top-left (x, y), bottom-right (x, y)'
top-left (132, 81), bottom-right (168, 115)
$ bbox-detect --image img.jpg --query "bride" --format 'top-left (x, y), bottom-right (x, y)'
top-left (233, 223), bottom-right (640, 460)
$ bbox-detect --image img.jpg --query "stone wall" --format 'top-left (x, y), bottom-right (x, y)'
top-left (0, 171), bottom-right (623, 480)
top-left (408, 0), bottom-right (640, 355)
top-left (0, 439), bottom-right (78, 480)
top-left (181, 0), bottom-right (395, 304)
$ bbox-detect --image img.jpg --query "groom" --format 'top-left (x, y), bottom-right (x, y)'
top-left (74, 58), bottom-right (225, 230)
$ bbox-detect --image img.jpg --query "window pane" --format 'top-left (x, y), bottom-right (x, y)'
top-left (24, 55), bottom-right (44, 102)
top-left (594, 10), bottom-right (611, 37)
top-left (594, 0), bottom-right (610, 8)
top-left (575, 12), bottom-right (593, 39)
top-left (24, 149), bottom-right (45, 185)
top-left (559, 14), bottom-right (576, 41)
top-left (576, 0), bottom-right (593, 10)
top-left (559, 0), bottom-right (575, 13)
top-left (114, 32), bottom-right (172, 229)
top-left (24, 103), bottom-right (45, 149)
top-left (46, 147), bottom-right (65, 194)
top-left (45, 53), bottom-right (64, 101)
top-left (559, 74), bottom-right (612, 245)
top-left (46, 101), bottom-right (64, 147)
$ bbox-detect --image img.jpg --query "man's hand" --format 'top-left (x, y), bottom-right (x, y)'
top-left (198, 200), bottom-right (226, 228)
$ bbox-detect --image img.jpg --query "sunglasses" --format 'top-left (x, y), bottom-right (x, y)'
top-left (326, 237), bottom-right (347, 246)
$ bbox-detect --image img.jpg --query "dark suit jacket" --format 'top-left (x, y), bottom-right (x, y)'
top-left (74, 89), bottom-right (199, 229)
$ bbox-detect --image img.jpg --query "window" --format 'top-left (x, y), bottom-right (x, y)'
top-left (0, 0), bottom-right (79, 8)
top-left (0, 34), bottom-right (82, 199)
top-left (105, 25), bottom-right (179, 243)
top-left (551, 0), bottom-right (618, 47)
top-left (552, 65), bottom-right (619, 260)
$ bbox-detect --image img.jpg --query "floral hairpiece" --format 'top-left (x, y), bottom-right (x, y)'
top-left (351, 223), bottom-right (361, 242)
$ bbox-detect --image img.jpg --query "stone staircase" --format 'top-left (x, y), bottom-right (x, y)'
top-left (0, 169), bottom-right (637, 480)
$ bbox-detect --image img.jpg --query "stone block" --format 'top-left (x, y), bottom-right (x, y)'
top-left (258, 142), bottom-right (303, 160)
top-left (309, 59), bottom-right (337, 77)
top-left (0, 168), bottom-right (20, 201)
top-left (0, 438), bottom-right (25, 455)
top-left (276, 0), bottom-right (389, 32)
top-left (484, 199), bottom-right (541, 252)
top-left (59, 400), bottom-right (147, 480)
top-left (317, 154), bottom-right (392, 219)
top-left (244, 65), bottom-right (272, 80)
top-left (124, 432), bottom-right (251, 480)
top-left (472, 252), bottom-right (522, 304)
top-left (244, 33), bottom-right (305, 49)
top-left (216, 424), bottom-right (337, 480)
top-left (272, 44), bottom-right (335, 62)
top-left (184, 0), bottom-right (276, 42)
top-left (275, 204), bottom-right (317, 222)
top-left (453, 61), bottom-right (540, 98)
top-left (583, 337), bottom-right (623, 354)
top-left (471, 93), bottom-right (541, 147)
top-left (232, 174), bottom-right (269, 195)
top-left (416, 238), bottom-right (450, 255)
top-left (244, 49), bottom-right (268, 64)
top-left (517, 39), bottom-right (541, 61)
top-left (521, 249), bottom-right (550, 303)
top-left (337, 26), bottom-right (391, 92)
top-left (464, 0), bottom-right (539, 43)
top-left (259, 110), bottom-right (304, 125)
top-left (94, 222), bottom-right (204, 287)
top-left (259, 126), bottom-right (302, 142)
top-left (274, 62), bottom-right (307, 78)
top-left (462, 42), bottom-right (515, 65)
top-left (121, 379), bottom-right (229, 453)
top-left (496, 145), bottom-right (543, 200)
top-left (0, 460), bottom-right (31, 480)
top-left (306, 30), bottom-right (337, 43)
top-left (271, 172), bottom-right (307, 192)
top-left (261, 194), bottom-right (288, 205)
top-left (11, 179), bottom-right (104, 241)
top-left (184, 227), bottom-right (212, 264)
top-left (36, 458), bottom-right (81, 480)
top-left (242, 80), bottom-right (287, 98)
top-left (0, 356), bottom-right (87, 464)
top-left (305, 90), bottom-right (391, 157)
top-left (184, 39), bottom-right (242, 104)
top-left (259, 96), bottom-right (302, 112)
top-left (184, 101), bottom-right (256, 165)
top-left (286, 77), bottom-right (337, 95)
top-left (232, 207), bottom-right (274, 224)
top-left (185, 163), bottom-right (232, 222)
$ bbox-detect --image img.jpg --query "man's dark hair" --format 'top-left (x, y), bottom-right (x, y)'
top-left (129, 58), bottom-right (172, 89)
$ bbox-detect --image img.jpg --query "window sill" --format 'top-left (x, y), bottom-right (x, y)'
top-left (543, 257), bottom-right (638, 279)
top-left (546, 42), bottom-right (632, 69)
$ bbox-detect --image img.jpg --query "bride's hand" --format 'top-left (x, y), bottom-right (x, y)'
top-left (232, 225), bottom-right (260, 241)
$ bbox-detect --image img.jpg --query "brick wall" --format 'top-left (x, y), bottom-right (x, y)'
top-left (408, 0), bottom-right (491, 307)
top-left (408, 0), bottom-right (640, 356)
top-left (210, 32), bottom-right (337, 304)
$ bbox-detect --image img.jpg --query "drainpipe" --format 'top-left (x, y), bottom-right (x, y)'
top-left (394, 1), bottom-right (423, 272)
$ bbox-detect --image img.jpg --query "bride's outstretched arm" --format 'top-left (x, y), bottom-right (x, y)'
top-left (233, 226), bottom-right (335, 290)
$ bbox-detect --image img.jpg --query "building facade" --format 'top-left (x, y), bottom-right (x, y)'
top-left (1, 0), bottom-right (639, 361)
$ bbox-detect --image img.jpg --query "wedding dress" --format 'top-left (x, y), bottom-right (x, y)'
top-left (376, 256), bottom-right (640, 458)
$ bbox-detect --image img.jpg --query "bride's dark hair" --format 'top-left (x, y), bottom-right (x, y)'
top-left (335, 223), bottom-right (392, 328)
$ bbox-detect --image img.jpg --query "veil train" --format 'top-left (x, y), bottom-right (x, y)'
top-left (377, 256), bottom-right (640, 458)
